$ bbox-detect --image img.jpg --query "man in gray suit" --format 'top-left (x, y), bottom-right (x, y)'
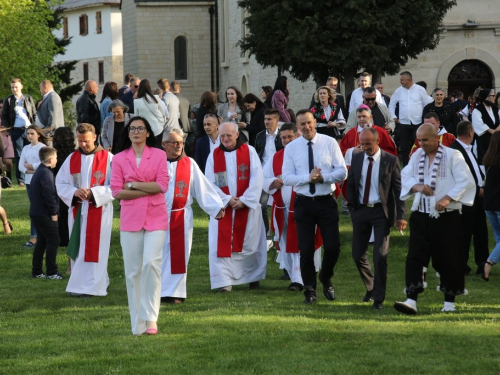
top-left (36, 80), bottom-right (64, 134)
top-left (347, 127), bottom-right (407, 309)
top-left (171, 81), bottom-right (194, 156)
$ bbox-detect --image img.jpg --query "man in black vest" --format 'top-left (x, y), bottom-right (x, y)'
top-left (471, 89), bottom-right (499, 164)
top-left (450, 120), bottom-right (489, 276)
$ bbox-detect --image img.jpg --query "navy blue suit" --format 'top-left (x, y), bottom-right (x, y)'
top-left (194, 135), bottom-right (211, 174)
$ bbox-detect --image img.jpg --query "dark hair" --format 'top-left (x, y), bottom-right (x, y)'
top-left (200, 91), bottom-right (217, 112)
top-left (157, 78), bottom-right (169, 92)
top-left (432, 87), bottom-right (444, 95)
top-left (495, 92), bottom-right (500, 105)
top-left (280, 122), bottom-right (297, 134)
top-left (124, 73), bottom-right (135, 85)
top-left (100, 81), bottom-right (119, 103)
top-left (76, 123), bottom-right (95, 135)
top-left (225, 86), bottom-right (246, 112)
top-left (423, 112), bottom-right (440, 122)
top-left (264, 108), bottom-right (279, 117)
top-left (52, 127), bottom-right (76, 163)
top-left (483, 132), bottom-right (500, 168)
top-left (39, 146), bottom-right (57, 163)
top-left (295, 109), bottom-right (313, 118)
top-left (261, 86), bottom-right (273, 97)
top-left (456, 120), bottom-right (473, 137)
top-left (287, 108), bottom-right (296, 123)
top-left (118, 116), bottom-right (157, 152)
top-left (415, 81), bottom-right (427, 89)
top-left (242, 93), bottom-right (265, 112)
top-left (137, 79), bottom-right (158, 104)
top-left (400, 71), bottom-right (413, 80)
top-left (273, 76), bottom-right (289, 99)
top-left (363, 87), bottom-right (376, 95)
top-left (27, 125), bottom-right (49, 145)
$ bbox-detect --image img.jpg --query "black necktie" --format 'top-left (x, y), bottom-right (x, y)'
top-left (308, 141), bottom-right (315, 194)
top-left (362, 157), bottom-right (374, 205)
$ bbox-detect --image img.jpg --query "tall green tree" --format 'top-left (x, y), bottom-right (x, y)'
top-left (237, 0), bottom-right (456, 93)
top-left (0, 0), bottom-right (59, 98)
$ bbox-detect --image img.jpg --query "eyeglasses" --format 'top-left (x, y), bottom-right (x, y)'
top-left (165, 141), bottom-right (183, 147)
top-left (364, 97), bottom-right (376, 102)
top-left (129, 126), bottom-right (147, 133)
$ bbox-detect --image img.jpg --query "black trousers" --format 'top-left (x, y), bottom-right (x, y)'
top-left (31, 216), bottom-right (60, 276)
top-left (398, 123), bottom-right (420, 165)
top-left (406, 211), bottom-right (464, 298)
top-left (294, 195), bottom-right (340, 298)
top-left (350, 205), bottom-right (390, 303)
top-left (461, 195), bottom-right (489, 273)
top-left (260, 190), bottom-right (270, 235)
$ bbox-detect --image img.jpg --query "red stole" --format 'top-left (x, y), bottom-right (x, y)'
top-left (69, 150), bottom-right (109, 263)
top-left (270, 150), bottom-right (324, 252)
top-left (213, 144), bottom-right (251, 257)
top-left (169, 157), bottom-right (191, 274)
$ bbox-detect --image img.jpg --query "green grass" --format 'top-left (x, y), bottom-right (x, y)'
top-left (1, 185), bottom-right (500, 374)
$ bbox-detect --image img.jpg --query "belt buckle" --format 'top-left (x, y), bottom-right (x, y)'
top-left (366, 203), bottom-right (375, 208)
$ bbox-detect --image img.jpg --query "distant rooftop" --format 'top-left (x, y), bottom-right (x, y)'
top-left (60, 0), bottom-right (120, 10)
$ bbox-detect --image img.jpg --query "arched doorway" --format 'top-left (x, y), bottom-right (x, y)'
top-left (447, 60), bottom-right (493, 100)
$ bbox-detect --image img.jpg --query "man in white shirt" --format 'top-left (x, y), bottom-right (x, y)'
top-left (348, 72), bottom-right (386, 115)
top-left (282, 109), bottom-right (347, 304)
top-left (389, 71), bottom-right (433, 165)
top-left (157, 78), bottom-right (180, 129)
top-left (395, 123), bottom-right (475, 315)
top-left (450, 121), bottom-right (489, 276)
top-left (255, 109), bottom-right (284, 246)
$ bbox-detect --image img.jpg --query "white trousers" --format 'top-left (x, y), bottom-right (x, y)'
top-left (121, 230), bottom-right (166, 335)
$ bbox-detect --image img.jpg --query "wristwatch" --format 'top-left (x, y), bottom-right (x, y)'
top-left (128, 182), bottom-right (133, 190)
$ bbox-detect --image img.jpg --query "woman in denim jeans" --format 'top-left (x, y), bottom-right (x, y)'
top-left (482, 132), bottom-right (500, 280)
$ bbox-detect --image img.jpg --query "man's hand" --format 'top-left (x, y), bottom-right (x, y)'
top-left (396, 220), bottom-right (407, 232)
top-left (384, 124), bottom-right (391, 132)
top-left (412, 184), bottom-right (434, 196)
top-left (229, 197), bottom-right (245, 210)
top-left (479, 188), bottom-right (484, 198)
top-left (435, 196), bottom-right (451, 211)
top-left (237, 122), bottom-right (247, 129)
top-left (215, 208), bottom-right (225, 220)
top-left (309, 166), bottom-right (323, 184)
top-left (269, 178), bottom-right (284, 190)
top-left (393, 118), bottom-right (399, 124)
top-left (74, 188), bottom-right (92, 200)
top-left (327, 121), bottom-right (338, 128)
top-left (51, 215), bottom-right (58, 222)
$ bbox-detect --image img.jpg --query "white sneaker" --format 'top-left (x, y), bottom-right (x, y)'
top-left (394, 299), bottom-right (417, 315)
top-left (463, 288), bottom-right (469, 296)
top-left (441, 302), bottom-right (456, 312)
top-left (266, 240), bottom-right (273, 252)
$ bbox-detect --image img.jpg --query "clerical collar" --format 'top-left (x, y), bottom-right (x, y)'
top-left (79, 144), bottom-right (104, 155)
top-left (168, 151), bottom-right (186, 163)
top-left (219, 137), bottom-right (244, 152)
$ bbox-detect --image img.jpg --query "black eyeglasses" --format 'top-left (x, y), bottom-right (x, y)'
top-left (129, 126), bottom-right (147, 133)
top-left (364, 97), bottom-right (376, 102)
top-left (204, 113), bottom-right (221, 124)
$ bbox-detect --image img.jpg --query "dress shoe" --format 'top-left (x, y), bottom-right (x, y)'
top-left (279, 270), bottom-right (291, 280)
top-left (394, 300), bottom-right (417, 315)
top-left (249, 281), bottom-right (260, 290)
top-left (219, 286), bottom-right (232, 293)
top-left (362, 291), bottom-right (373, 303)
top-left (373, 301), bottom-right (383, 310)
top-left (320, 280), bottom-right (335, 301)
top-left (303, 295), bottom-right (317, 304)
top-left (288, 283), bottom-right (303, 292)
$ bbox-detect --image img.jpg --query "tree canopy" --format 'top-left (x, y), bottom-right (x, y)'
top-left (237, 0), bottom-right (456, 91)
top-left (0, 0), bottom-right (60, 99)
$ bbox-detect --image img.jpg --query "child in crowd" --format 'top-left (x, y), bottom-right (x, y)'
top-left (18, 125), bottom-right (49, 248)
top-left (30, 146), bottom-right (63, 279)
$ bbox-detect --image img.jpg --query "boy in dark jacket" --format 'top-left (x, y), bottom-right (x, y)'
top-left (30, 146), bottom-right (63, 279)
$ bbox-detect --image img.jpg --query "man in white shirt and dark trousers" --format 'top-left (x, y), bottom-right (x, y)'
top-left (255, 109), bottom-right (284, 247)
top-left (389, 71), bottom-right (433, 165)
top-left (450, 120), bottom-right (490, 276)
top-left (283, 109), bottom-right (347, 304)
top-left (395, 124), bottom-right (475, 315)
top-left (347, 128), bottom-right (406, 310)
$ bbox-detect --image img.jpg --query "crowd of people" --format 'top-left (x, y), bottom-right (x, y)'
top-left (1, 69), bottom-right (500, 335)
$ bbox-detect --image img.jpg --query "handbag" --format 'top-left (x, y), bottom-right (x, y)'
top-left (1, 175), bottom-right (12, 189)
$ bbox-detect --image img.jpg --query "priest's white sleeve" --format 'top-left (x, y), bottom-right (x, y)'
top-left (189, 158), bottom-right (224, 217)
top-left (91, 153), bottom-right (114, 208)
top-left (239, 147), bottom-right (263, 210)
top-left (263, 156), bottom-right (278, 195)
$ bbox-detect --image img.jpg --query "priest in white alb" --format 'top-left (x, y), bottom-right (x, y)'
top-left (160, 128), bottom-right (225, 303)
top-left (263, 123), bottom-right (322, 292)
top-left (56, 123), bottom-right (113, 297)
top-left (205, 122), bottom-right (267, 292)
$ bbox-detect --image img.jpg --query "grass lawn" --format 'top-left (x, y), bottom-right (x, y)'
top-left (1, 184), bottom-right (500, 375)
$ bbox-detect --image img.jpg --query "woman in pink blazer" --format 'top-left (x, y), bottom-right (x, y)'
top-left (110, 116), bottom-right (169, 336)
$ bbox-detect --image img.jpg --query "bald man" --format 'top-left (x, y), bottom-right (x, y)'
top-left (76, 80), bottom-right (101, 135)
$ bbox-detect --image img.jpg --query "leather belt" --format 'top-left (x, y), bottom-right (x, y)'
top-left (296, 193), bottom-right (333, 202)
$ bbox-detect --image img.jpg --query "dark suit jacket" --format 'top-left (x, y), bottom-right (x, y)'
top-left (194, 135), bottom-right (211, 174)
top-left (76, 91), bottom-right (100, 130)
top-left (450, 140), bottom-right (483, 212)
top-left (120, 90), bottom-right (135, 114)
top-left (37, 91), bottom-right (64, 130)
top-left (254, 129), bottom-right (284, 163)
top-left (346, 150), bottom-right (405, 226)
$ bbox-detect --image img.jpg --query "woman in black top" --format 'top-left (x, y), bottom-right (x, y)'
top-left (422, 88), bottom-right (459, 135)
top-left (242, 93), bottom-right (266, 146)
top-left (481, 132), bottom-right (500, 280)
top-left (195, 91), bottom-right (218, 139)
top-left (261, 86), bottom-right (273, 108)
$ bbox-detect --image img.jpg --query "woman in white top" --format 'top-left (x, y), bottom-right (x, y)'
top-left (217, 86), bottom-right (250, 142)
top-left (310, 86), bottom-right (346, 139)
top-left (134, 79), bottom-right (166, 146)
top-left (19, 125), bottom-right (48, 248)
